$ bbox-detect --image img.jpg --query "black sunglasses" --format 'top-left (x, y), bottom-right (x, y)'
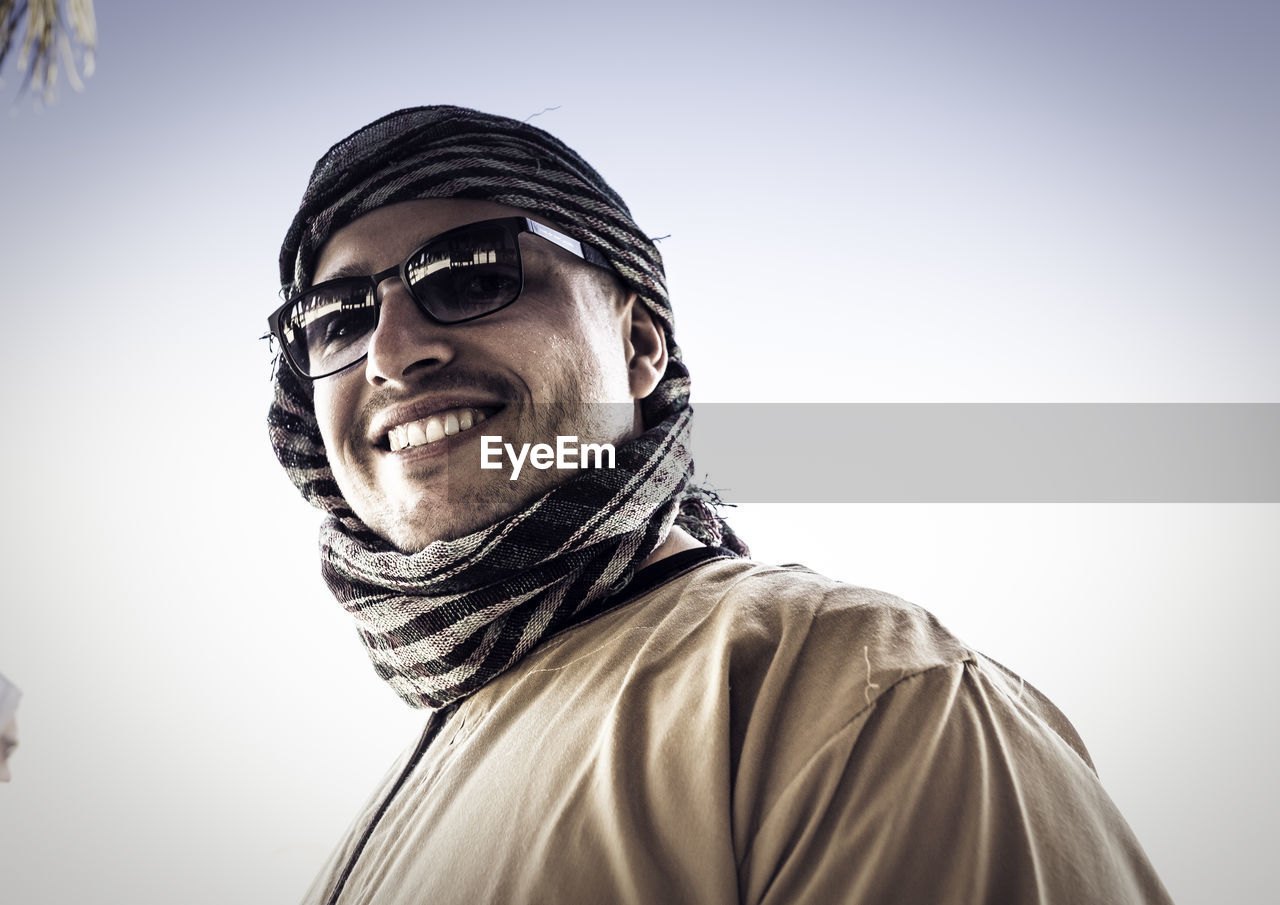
top-left (268, 216), bottom-right (612, 379)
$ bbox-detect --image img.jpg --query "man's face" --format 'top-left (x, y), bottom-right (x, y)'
top-left (310, 198), bottom-right (658, 552)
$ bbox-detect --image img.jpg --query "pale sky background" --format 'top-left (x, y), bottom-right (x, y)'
top-left (1, 1), bottom-right (1276, 903)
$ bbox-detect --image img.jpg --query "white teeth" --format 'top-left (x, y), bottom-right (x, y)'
top-left (386, 407), bottom-right (489, 452)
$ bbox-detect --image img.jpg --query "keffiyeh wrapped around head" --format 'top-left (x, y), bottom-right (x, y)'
top-left (268, 106), bottom-right (744, 709)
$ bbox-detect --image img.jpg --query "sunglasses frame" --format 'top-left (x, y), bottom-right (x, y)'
top-left (268, 216), bottom-right (614, 380)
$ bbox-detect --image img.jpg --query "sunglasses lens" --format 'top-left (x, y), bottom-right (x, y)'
top-left (273, 220), bottom-right (533, 379)
top-left (405, 222), bottom-right (522, 322)
top-left (280, 282), bottom-right (378, 377)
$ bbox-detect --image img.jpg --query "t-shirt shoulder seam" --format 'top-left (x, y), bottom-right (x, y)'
top-left (848, 655), bottom-right (978, 724)
top-left (737, 658), bottom-right (974, 870)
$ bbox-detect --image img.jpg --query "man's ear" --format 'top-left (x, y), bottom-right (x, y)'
top-left (621, 294), bottom-right (668, 399)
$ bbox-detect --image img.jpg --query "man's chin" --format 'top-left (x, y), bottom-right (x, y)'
top-left (366, 481), bottom-right (553, 553)
top-left (375, 510), bottom-right (495, 554)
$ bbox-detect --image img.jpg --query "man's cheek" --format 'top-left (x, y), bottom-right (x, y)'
top-left (313, 389), bottom-right (354, 463)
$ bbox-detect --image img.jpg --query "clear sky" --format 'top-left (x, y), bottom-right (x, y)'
top-left (1, 1), bottom-right (1276, 902)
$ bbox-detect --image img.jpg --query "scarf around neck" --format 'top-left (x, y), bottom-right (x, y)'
top-left (269, 106), bottom-right (745, 709)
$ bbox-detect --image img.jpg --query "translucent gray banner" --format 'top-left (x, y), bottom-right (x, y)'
top-left (688, 404), bottom-right (1280, 502)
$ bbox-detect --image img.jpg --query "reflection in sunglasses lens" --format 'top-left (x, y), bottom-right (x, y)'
top-left (409, 226), bottom-right (521, 321)
top-left (291, 286), bottom-right (377, 375)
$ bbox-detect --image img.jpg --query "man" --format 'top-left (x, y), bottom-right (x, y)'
top-left (268, 106), bottom-right (1172, 904)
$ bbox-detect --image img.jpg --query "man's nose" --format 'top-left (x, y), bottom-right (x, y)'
top-left (364, 280), bottom-right (456, 386)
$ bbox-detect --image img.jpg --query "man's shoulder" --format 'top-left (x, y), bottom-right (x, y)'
top-left (596, 554), bottom-right (1089, 761)
top-left (625, 554), bottom-right (977, 693)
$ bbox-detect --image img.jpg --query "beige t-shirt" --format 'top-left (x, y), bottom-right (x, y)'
top-left (303, 556), bottom-right (1172, 904)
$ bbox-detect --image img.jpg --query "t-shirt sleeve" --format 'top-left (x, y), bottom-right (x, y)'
top-left (736, 658), bottom-right (1174, 905)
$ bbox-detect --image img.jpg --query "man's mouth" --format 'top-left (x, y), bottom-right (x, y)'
top-left (386, 407), bottom-right (492, 453)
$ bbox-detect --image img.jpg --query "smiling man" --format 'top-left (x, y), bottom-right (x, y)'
top-left (305, 198), bottom-right (663, 550)
top-left (267, 106), bottom-right (1172, 904)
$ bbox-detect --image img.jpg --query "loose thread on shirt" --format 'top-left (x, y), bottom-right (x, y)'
top-left (863, 645), bottom-right (881, 706)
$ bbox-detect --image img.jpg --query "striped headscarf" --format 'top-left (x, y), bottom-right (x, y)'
top-left (269, 106), bottom-right (744, 709)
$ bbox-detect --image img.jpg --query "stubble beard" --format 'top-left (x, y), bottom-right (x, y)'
top-left (358, 394), bottom-right (638, 554)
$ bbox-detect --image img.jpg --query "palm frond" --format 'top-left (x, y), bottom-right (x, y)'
top-left (0, 0), bottom-right (96, 103)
